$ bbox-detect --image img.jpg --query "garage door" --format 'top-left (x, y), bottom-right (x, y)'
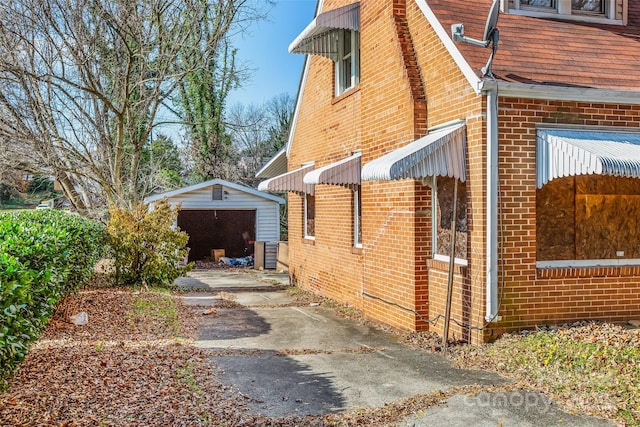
top-left (177, 210), bottom-right (256, 262)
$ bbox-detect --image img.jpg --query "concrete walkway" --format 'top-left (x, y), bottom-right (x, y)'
top-left (176, 269), bottom-right (615, 426)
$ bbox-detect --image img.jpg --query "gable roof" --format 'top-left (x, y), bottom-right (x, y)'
top-left (255, 147), bottom-right (288, 179)
top-left (426, 0), bottom-right (640, 92)
top-left (144, 178), bottom-right (285, 204)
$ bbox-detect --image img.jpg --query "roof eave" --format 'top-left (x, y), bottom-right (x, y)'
top-left (414, 0), bottom-right (483, 95)
top-left (144, 178), bottom-right (285, 204)
top-left (256, 147), bottom-right (287, 179)
top-left (479, 80), bottom-right (640, 105)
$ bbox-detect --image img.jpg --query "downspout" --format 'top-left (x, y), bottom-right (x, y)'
top-left (485, 86), bottom-right (499, 322)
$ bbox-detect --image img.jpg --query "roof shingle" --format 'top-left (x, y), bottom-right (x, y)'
top-left (427, 0), bottom-right (640, 91)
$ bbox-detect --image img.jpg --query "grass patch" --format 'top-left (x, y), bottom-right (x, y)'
top-left (129, 289), bottom-right (180, 336)
top-left (451, 323), bottom-right (640, 425)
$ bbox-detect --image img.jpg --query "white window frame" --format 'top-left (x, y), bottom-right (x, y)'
top-left (431, 176), bottom-right (468, 266)
top-left (335, 29), bottom-right (360, 96)
top-left (353, 186), bottom-right (362, 248)
top-left (509, 0), bottom-right (622, 24)
top-left (304, 192), bottom-right (315, 240)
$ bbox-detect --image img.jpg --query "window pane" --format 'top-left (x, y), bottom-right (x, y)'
top-left (354, 187), bottom-right (362, 245)
top-left (336, 30), bottom-right (359, 95)
top-left (572, 0), bottom-right (604, 12)
top-left (435, 177), bottom-right (467, 259)
top-left (341, 56), bottom-right (352, 89)
top-left (305, 193), bottom-right (315, 237)
top-left (343, 30), bottom-right (351, 57)
top-left (521, 0), bottom-right (555, 6)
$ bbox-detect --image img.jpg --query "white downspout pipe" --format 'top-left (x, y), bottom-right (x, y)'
top-left (486, 87), bottom-right (499, 322)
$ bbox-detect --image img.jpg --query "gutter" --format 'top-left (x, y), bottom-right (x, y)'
top-left (485, 86), bottom-right (500, 322)
top-left (479, 80), bottom-right (640, 105)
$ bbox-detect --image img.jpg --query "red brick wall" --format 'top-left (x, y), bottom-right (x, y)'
top-left (407, 0), bottom-right (487, 343)
top-left (288, 0), bottom-right (438, 331)
top-left (490, 98), bottom-right (640, 337)
top-left (288, 0), bottom-right (640, 344)
top-left (288, 0), bottom-right (365, 314)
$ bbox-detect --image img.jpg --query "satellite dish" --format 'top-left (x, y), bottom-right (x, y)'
top-left (482, 0), bottom-right (500, 42)
top-left (451, 0), bottom-right (500, 78)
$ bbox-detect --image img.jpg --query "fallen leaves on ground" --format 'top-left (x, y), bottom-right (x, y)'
top-left (447, 322), bottom-right (640, 426)
top-left (0, 281), bottom-right (461, 427)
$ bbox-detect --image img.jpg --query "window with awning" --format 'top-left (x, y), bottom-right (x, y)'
top-left (361, 122), bottom-right (466, 182)
top-left (289, 2), bottom-right (360, 96)
top-left (303, 152), bottom-right (361, 187)
top-left (257, 163), bottom-right (315, 195)
top-left (536, 128), bottom-right (640, 267)
top-left (361, 122), bottom-right (468, 262)
top-left (304, 152), bottom-right (362, 247)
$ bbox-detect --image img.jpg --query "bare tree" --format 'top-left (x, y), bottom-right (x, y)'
top-left (0, 0), bottom-right (253, 214)
top-left (226, 93), bottom-right (294, 186)
top-left (227, 102), bottom-right (270, 183)
top-left (266, 92), bottom-right (295, 153)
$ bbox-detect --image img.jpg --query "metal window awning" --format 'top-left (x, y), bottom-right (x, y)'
top-left (303, 152), bottom-right (361, 187)
top-left (361, 123), bottom-right (467, 181)
top-left (258, 163), bottom-right (315, 195)
top-left (537, 128), bottom-right (640, 188)
top-left (288, 2), bottom-right (360, 60)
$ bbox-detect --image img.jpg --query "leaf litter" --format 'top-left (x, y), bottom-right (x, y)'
top-left (6, 278), bottom-right (635, 426)
top-left (0, 284), bottom-right (450, 427)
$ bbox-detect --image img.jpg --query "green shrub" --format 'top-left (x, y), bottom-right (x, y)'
top-left (106, 199), bottom-right (191, 287)
top-left (0, 209), bottom-right (104, 389)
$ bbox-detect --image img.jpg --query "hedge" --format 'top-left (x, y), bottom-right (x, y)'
top-left (0, 209), bottom-right (104, 390)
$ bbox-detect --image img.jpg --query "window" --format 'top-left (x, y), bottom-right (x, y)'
top-left (433, 177), bottom-right (467, 263)
top-left (353, 186), bottom-right (362, 247)
top-left (572, 0), bottom-right (605, 13)
top-left (304, 193), bottom-right (315, 239)
top-left (509, 0), bottom-right (619, 22)
top-left (520, 0), bottom-right (555, 9)
top-left (212, 185), bottom-right (223, 201)
top-left (335, 29), bottom-right (360, 96)
top-left (537, 175), bottom-right (640, 265)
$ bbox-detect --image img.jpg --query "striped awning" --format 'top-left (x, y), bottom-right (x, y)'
top-left (258, 163), bottom-right (315, 195)
top-left (303, 152), bottom-right (361, 186)
top-left (537, 128), bottom-right (640, 188)
top-left (361, 123), bottom-right (466, 181)
top-left (289, 2), bottom-right (360, 60)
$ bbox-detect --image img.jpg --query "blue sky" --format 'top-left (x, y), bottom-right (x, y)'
top-left (227, 0), bottom-right (317, 106)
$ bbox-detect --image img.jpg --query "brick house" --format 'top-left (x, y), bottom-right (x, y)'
top-left (258, 0), bottom-right (640, 344)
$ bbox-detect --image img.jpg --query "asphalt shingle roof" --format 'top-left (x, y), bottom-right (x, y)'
top-left (428, 0), bottom-right (640, 91)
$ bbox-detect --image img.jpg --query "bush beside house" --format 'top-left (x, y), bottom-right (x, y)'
top-left (0, 210), bottom-right (104, 389)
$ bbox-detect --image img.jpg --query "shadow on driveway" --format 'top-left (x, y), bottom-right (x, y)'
top-left (197, 309), bottom-right (271, 340)
top-left (214, 350), bottom-right (346, 417)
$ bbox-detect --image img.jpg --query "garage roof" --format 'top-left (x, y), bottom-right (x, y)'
top-left (144, 178), bottom-right (285, 204)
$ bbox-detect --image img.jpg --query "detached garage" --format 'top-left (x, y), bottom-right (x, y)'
top-left (145, 179), bottom-right (285, 267)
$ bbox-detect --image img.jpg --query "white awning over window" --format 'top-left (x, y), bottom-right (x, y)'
top-left (258, 163), bottom-right (315, 195)
top-left (303, 152), bottom-right (361, 186)
top-left (537, 128), bottom-right (640, 188)
top-left (289, 2), bottom-right (360, 60)
top-left (361, 123), bottom-right (466, 181)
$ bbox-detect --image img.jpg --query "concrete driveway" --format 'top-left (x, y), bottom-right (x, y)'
top-left (176, 269), bottom-right (615, 426)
